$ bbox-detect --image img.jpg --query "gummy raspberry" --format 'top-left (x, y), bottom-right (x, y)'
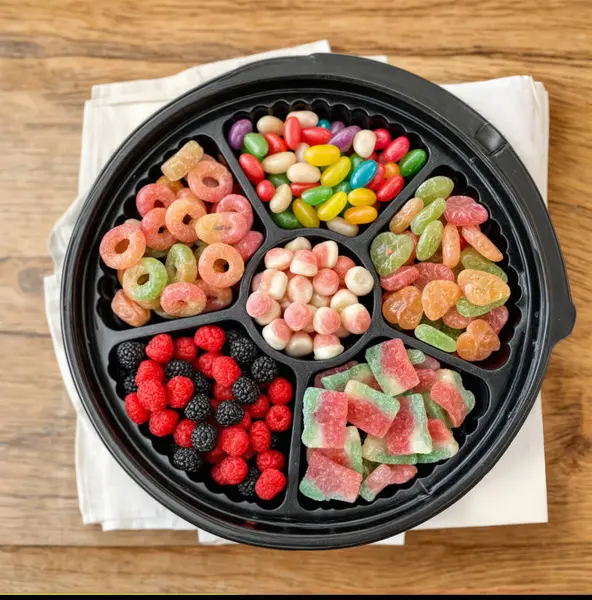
top-left (195, 352), bottom-right (222, 378)
top-left (265, 405), bottom-right (292, 432)
top-left (249, 420), bottom-right (271, 452)
top-left (204, 445), bottom-right (226, 465)
top-left (125, 393), bottom-right (150, 425)
top-left (238, 411), bottom-right (252, 430)
top-left (268, 377), bottom-right (293, 405)
top-left (173, 418), bottom-right (197, 448)
top-left (248, 394), bottom-right (270, 419)
top-left (215, 456), bottom-right (248, 485)
top-left (270, 432), bottom-right (281, 449)
top-left (184, 394), bottom-right (211, 421)
top-left (166, 376), bottom-right (194, 409)
top-left (149, 409), bottom-right (178, 437)
top-left (215, 400), bottom-right (244, 427)
top-left (192, 371), bottom-right (213, 395)
top-left (122, 372), bottom-right (138, 395)
top-left (116, 341), bottom-right (146, 371)
top-left (232, 376), bottom-right (260, 405)
top-left (237, 465), bottom-right (260, 498)
top-left (135, 360), bottom-right (164, 386)
top-left (212, 356), bottom-right (241, 386)
top-left (172, 447), bottom-right (202, 472)
top-left (255, 468), bottom-right (286, 500)
top-left (164, 359), bottom-right (194, 381)
top-left (146, 334), bottom-right (174, 363)
top-left (228, 337), bottom-right (259, 366)
top-left (219, 426), bottom-right (250, 457)
top-left (243, 445), bottom-right (256, 461)
top-left (250, 356), bottom-right (279, 384)
top-left (194, 325), bottom-right (226, 352)
top-left (173, 337), bottom-right (198, 362)
top-left (137, 379), bottom-right (168, 412)
top-left (213, 382), bottom-right (234, 401)
top-left (256, 449), bottom-right (285, 472)
top-left (191, 422), bottom-right (218, 452)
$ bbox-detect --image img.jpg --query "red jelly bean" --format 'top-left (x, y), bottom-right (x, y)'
top-left (263, 132), bottom-right (288, 155)
top-left (366, 162), bottom-right (385, 191)
top-left (373, 128), bottom-right (391, 150)
top-left (383, 136), bottom-right (410, 163)
top-left (290, 182), bottom-right (320, 197)
top-left (239, 153), bottom-right (264, 184)
top-left (284, 116), bottom-right (301, 151)
top-left (376, 175), bottom-right (404, 202)
top-left (256, 179), bottom-right (275, 202)
top-left (301, 127), bottom-right (332, 146)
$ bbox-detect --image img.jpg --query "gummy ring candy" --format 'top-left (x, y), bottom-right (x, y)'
top-left (194, 279), bottom-right (233, 312)
top-left (122, 257), bottom-right (168, 302)
top-left (198, 243), bottom-right (244, 288)
top-left (140, 207), bottom-right (177, 251)
top-left (187, 161), bottom-right (233, 203)
top-left (99, 222), bottom-right (146, 270)
top-left (111, 289), bottom-right (151, 327)
top-left (164, 198), bottom-right (207, 243)
top-left (136, 183), bottom-right (176, 217)
top-left (215, 194), bottom-right (254, 230)
top-left (159, 282), bottom-right (207, 317)
top-left (165, 243), bottom-right (198, 283)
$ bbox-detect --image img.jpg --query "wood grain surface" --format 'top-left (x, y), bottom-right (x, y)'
top-left (1, 0), bottom-right (591, 593)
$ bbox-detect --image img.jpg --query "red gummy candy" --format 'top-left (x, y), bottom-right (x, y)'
top-left (255, 468), bottom-right (286, 500)
top-left (125, 393), bottom-right (151, 425)
top-left (146, 334), bottom-right (174, 363)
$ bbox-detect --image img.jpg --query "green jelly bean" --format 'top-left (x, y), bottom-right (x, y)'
top-left (242, 133), bottom-right (268, 160)
top-left (334, 180), bottom-right (352, 195)
top-left (460, 248), bottom-right (508, 282)
top-left (415, 324), bottom-right (457, 352)
top-left (371, 232), bottom-right (414, 276)
top-left (399, 149), bottom-right (427, 178)
top-left (268, 173), bottom-right (290, 187)
top-left (407, 349), bottom-right (426, 365)
top-left (421, 315), bottom-right (442, 330)
top-left (271, 209), bottom-right (301, 230)
top-left (411, 197), bottom-right (447, 235)
top-left (441, 324), bottom-right (462, 340)
top-left (301, 185), bottom-right (333, 206)
top-left (416, 220), bottom-right (443, 261)
top-left (456, 296), bottom-right (507, 317)
top-left (347, 153), bottom-right (364, 178)
top-left (415, 176), bottom-right (454, 204)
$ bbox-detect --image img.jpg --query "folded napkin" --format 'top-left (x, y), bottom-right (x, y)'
top-left (45, 39), bottom-right (549, 546)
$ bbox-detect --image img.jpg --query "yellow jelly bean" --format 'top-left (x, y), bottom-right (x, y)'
top-left (384, 162), bottom-right (400, 178)
top-left (293, 198), bottom-right (320, 228)
top-left (321, 156), bottom-right (351, 187)
top-left (317, 191), bottom-right (348, 221)
top-left (304, 144), bottom-right (341, 167)
top-left (348, 187), bottom-right (376, 207)
top-left (344, 205), bottom-right (378, 225)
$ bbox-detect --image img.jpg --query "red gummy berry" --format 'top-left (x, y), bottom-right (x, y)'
top-left (173, 337), bottom-right (197, 362)
top-left (166, 376), bottom-right (194, 409)
top-left (137, 379), bottom-right (168, 412)
top-left (248, 394), bottom-right (270, 419)
top-left (149, 409), bottom-right (178, 437)
top-left (211, 461), bottom-right (228, 485)
top-left (249, 420), bottom-right (271, 452)
top-left (204, 445), bottom-right (226, 465)
top-left (135, 360), bottom-right (164, 386)
top-left (194, 325), bottom-right (226, 352)
top-left (146, 334), bottom-right (174, 363)
top-left (256, 449), bottom-right (285, 472)
top-left (215, 456), bottom-right (248, 485)
top-left (125, 393), bottom-right (151, 425)
top-left (268, 377), bottom-right (293, 405)
top-left (219, 426), bottom-right (250, 457)
top-left (195, 352), bottom-right (221, 378)
top-left (212, 356), bottom-right (241, 386)
top-left (238, 411), bottom-right (252, 430)
top-left (213, 382), bottom-right (234, 401)
top-left (173, 418), bottom-right (196, 448)
top-left (255, 468), bottom-right (286, 500)
top-left (265, 405), bottom-right (292, 432)
top-left (243, 445), bottom-right (256, 461)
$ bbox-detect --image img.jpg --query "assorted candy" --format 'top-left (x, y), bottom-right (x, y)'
top-left (247, 238), bottom-right (373, 359)
top-left (372, 176), bottom-right (510, 361)
top-left (300, 339), bottom-right (473, 504)
top-left (229, 110), bottom-right (427, 233)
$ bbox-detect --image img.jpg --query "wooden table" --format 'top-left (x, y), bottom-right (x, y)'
top-left (1, 0), bottom-right (590, 593)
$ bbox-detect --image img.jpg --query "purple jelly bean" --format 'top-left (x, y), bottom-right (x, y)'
top-left (228, 119), bottom-right (253, 150)
top-left (330, 121), bottom-right (345, 135)
top-left (329, 125), bottom-right (361, 152)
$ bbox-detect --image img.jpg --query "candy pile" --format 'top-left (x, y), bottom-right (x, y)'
top-left (115, 326), bottom-right (292, 501)
top-left (371, 176), bottom-right (510, 361)
top-left (247, 238), bottom-right (373, 359)
top-left (299, 338), bottom-right (474, 503)
top-left (228, 110), bottom-right (427, 233)
top-left (99, 141), bottom-right (263, 326)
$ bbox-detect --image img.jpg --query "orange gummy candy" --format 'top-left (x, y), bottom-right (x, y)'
top-left (456, 319), bottom-right (501, 361)
top-left (382, 285), bottom-right (423, 330)
top-left (389, 198), bottom-right (424, 234)
top-left (421, 280), bottom-right (462, 321)
top-left (457, 269), bottom-right (510, 306)
top-left (442, 223), bottom-right (461, 268)
top-left (461, 227), bottom-right (503, 262)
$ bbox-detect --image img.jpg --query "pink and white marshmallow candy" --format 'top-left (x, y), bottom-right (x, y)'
top-left (246, 291), bottom-right (273, 318)
top-left (254, 298), bottom-right (281, 326)
top-left (284, 302), bottom-right (313, 332)
top-left (312, 268), bottom-right (340, 297)
top-left (312, 240), bottom-right (338, 268)
top-left (344, 266), bottom-right (374, 296)
top-left (262, 318), bottom-right (292, 350)
top-left (285, 331), bottom-right (314, 357)
top-left (284, 237), bottom-right (312, 252)
top-left (330, 288), bottom-right (358, 313)
top-left (287, 274), bottom-right (313, 304)
top-left (258, 269), bottom-right (288, 300)
top-left (264, 248), bottom-right (293, 271)
top-left (313, 307), bottom-right (341, 335)
top-left (303, 305), bottom-right (318, 334)
top-left (310, 292), bottom-right (330, 308)
top-left (333, 255), bottom-right (356, 283)
top-left (313, 334), bottom-right (344, 360)
top-left (290, 249), bottom-right (318, 277)
top-left (340, 303), bottom-right (372, 335)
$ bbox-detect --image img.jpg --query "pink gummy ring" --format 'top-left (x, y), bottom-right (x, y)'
top-left (187, 161), bottom-right (233, 203)
top-left (215, 194), bottom-right (254, 230)
top-left (99, 221), bottom-right (146, 270)
top-left (136, 183), bottom-right (176, 216)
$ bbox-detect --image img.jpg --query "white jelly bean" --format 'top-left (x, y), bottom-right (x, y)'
top-left (269, 184), bottom-right (293, 214)
top-left (261, 152), bottom-right (297, 174)
top-left (287, 162), bottom-right (321, 184)
top-left (287, 110), bottom-right (319, 128)
top-left (285, 331), bottom-right (314, 357)
top-left (262, 318), bottom-right (292, 350)
top-left (256, 115), bottom-right (284, 135)
top-left (353, 129), bottom-right (377, 159)
top-left (313, 333), bottom-right (344, 360)
top-left (344, 266), bottom-right (374, 296)
top-left (295, 142), bottom-right (310, 163)
top-left (254, 299), bottom-right (281, 326)
top-left (330, 288), bottom-right (358, 313)
top-left (327, 216), bottom-right (359, 237)
top-left (284, 236), bottom-right (312, 252)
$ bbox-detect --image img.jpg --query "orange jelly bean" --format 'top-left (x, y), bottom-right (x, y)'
top-left (384, 162), bottom-right (401, 178)
top-left (344, 205), bottom-right (378, 225)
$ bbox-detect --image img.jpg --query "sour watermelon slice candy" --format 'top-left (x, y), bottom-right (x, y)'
top-left (345, 380), bottom-right (400, 437)
top-left (361, 434), bottom-right (417, 465)
top-left (347, 363), bottom-right (381, 390)
top-left (366, 338), bottom-right (419, 396)
top-left (385, 393), bottom-right (432, 455)
top-left (301, 388), bottom-right (348, 448)
top-left (422, 391), bottom-right (453, 428)
top-left (299, 451), bottom-right (362, 503)
top-left (430, 369), bottom-right (475, 427)
top-left (416, 418), bottom-right (459, 463)
top-left (307, 426), bottom-right (363, 474)
top-left (359, 463), bottom-right (418, 502)
top-left (315, 360), bottom-right (358, 390)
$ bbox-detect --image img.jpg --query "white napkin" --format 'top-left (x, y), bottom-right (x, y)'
top-left (45, 40), bottom-right (549, 546)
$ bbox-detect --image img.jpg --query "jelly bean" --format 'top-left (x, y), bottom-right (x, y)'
top-left (265, 248), bottom-right (294, 271)
top-left (382, 286), bottom-right (423, 330)
top-left (239, 153), bottom-right (265, 184)
top-left (310, 292), bottom-right (331, 308)
top-left (301, 127), bottom-right (332, 146)
top-left (384, 162), bottom-right (400, 178)
top-left (442, 307), bottom-right (474, 329)
top-left (376, 175), bottom-right (404, 203)
top-left (415, 176), bottom-right (454, 205)
top-left (242, 133), bottom-right (269, 160)
top-left (164, 198), bottom-right (206, 243)
top-left (312, 240), bottom-right (338, 268)
top-left (461, 227), bottom-right (503, 262)
top-left (290, 182), bottom-right (319, 197)
top-left (460, 247), bottom-right (507, 282)
top-left (330, 121), bottom-right (345, 135)
top-left (416, 220), bottom-right (443, 261)
top-left (327, 216), bottom-right (359, 237)
top-left (421, 280), bottom-right (462, 321)
top-left (268, 173), bottom-right (290, 187)
top-left (370, 232), bottom-right (414, 276)
top-left (340, 303), bottom-right (371, 335)
top-left (287, 274), bottom-right (313, 304)
top-left (263, 132), bottom-right (288, 155)
top-left (293, 199), bottom-right (321, 228)
top-left (165, 243), bottom-right (198, 283)
top-left (318, 119), bottom-right (331, 130)
top-left (161, 140), bottom-right (204, 181)
top-left (284, 302), bottom-right (313, 332)
top-left (399, 149), bottom-right (427, 178)
top-left (123, 257), bottom-right (168, 302)
top-left (345, 187), bottom-right (374, 208)
top-left (456, 296), bottom-right (507, 318)
top-left (329, 125), bottom-right (361, 152)
top-left (253, 297), bottom-right (281, 325)
top-left (141, 208), bottom-right (177, 251)
top-left (233, 230), bottom-right (264, 261)
top-left (301, 185), bottom-right (333, 206)
top-left (414, 262), bottom-right (454, 292)
top-left (373, 128), bottom-right (391, 151)
top-left (285, 237), bottom-right (312, 252)
top-left (312, 307), bottom-right (341, 335)
top-left (482, 305), bottom-right (509, 334)
top-left (228, 119), bottom-right (253, 150)
top-left (456, 320), bottom-right (500, 361)
top-left (100, 222), bottom-right (146, 270)
top-left (344, 266), bottom-right (374, 296)
top-left (330, 288), bottom-right (358, 313)
top-left (194, 279), bottom-right (233, 313)
top-left (380, 265), bottom-right (419, 292)
top-left (287, 162), bottom-right (321, 184)
top-left (457, 269), bottom-right (510, 306)
top-left (262, 318), bottom-right (292, 350)
top-left (159, 282), bottom-right (207, 317)
top-left (388, 197), bottom-right (423, 234)
top-left (136, 183), bottom-right (176, 217)
top-left (196, 212), bottom-right (248, 245)
top-left (344, 205), bottom-right (377, 225)
top-left (415, 324), bottom-right (457, 352)
top-left (366, 163), bottom-right (386, 191)
top-left (257, 115), bottom-right (284, 136)
top-left (317, 191), bottom-right (347, 221)
top-left (304, 144), bottom-right (340, 167)
top-left (442, 223), bottom-right (461, 268)
top-left (291, 249), bottom-right (318, 277)
top-left (312, 268), bottom-right (340, 296)
top-left (353, 130), bottom-right (376, 159)
top-left (156, 175), bottom-right (185, 194)
top-left (187, 161), bottom-right (233, 203)
top-left (334, 180), bottom-right (352, 195)
top-left (257, 179), bottom-right (275, 202)
top-left (272, 210), bottom-right (302, 230)
top-left (285, 331), bottom-right (314, 357)
top-left (198, 242), bottom-right (244, 288)
top-left (411, 197), bottom-right (447, 235)
top-left (383, 136), bottom-right (410, 163)
top-left (284, 116), bottom-right (302, 150)
top-left (269, 184), bottom-right (293, 214)
top-left (349, 160), bottom-right (378, 190)
top-left (295, 142), bottom-right (310, 163)
top-left (111, 289), bottom-right (151, 327)
top-left (247, 291), bottom-right (274, 318)
top-left (321, 156), bottom-right (351, 187)
top-left (287, 110), bottom-right (319, 128)
top-left (444, 196), bottom-right (488, 226)
top-left (261, 151), bottom-right (297, 174)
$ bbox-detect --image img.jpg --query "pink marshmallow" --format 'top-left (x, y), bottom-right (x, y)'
top-left (330, 288), bottom-right (358, 313)
top-left (279, 294), bottom-right (292, 311)
top-left (344, 266), bottom-right (374, 296)
top-left (313, 307), bottom-right (341, 335)
top-left (246, 291), bottom-right (273, 318)
top-left (310, 292), bottom-right (330, 308)
top-left (313, 334), bottom-right (345, 360)
top-left (312, 268), bottom-right (340, 297)
top-left (333, 255), bottom-right (356, 283)
top-left (251, 272), bottom-right (263, 292)
top-left (284, 302), bottom-right (313, 332)
top-left (285, 331), bottom-right (314, 357)
top-left (312, 240), bottom-right (339, 268)
top-left (335, 325), bottom-right (351, 339)
top-left (259, 269), bottom-right (288, 300)
top-left (254, 299), bottom-right (281, 326)
top-left (287, 274), bottom-right (313, 304)
top-left (262, 318), bottom-right (292, 350)
top-left (303, 305), bottom-right (318, 333)
top-left (284, 236), bottom-right (312, 252)
top-left (264, 247), bottom-right (294, 271)
top-left (290, 249), bottom-right (318, 277)
top-left (340, 303), bottom-right (371, 335)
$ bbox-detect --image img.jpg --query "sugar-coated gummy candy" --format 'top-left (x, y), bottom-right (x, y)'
top-left (461, 226), bottom-right (503, 262)
top-left (444, 196), bottom-right (488, 226)
top-left (215, 194), bottom-right (254, 230)
top-left (430, 369), bottom-right (475, 427)
top-left (159, 282), bottom-right (207, 317)
top-left (141, 208), bottom-right (177, 251)
top-left (287, 162), bottom-right (321, 184)
top-left (262, 318), bottom-right (292, 350)
top-left (284, 302), bottom-right (313, 332)
top-left (359, 464), bottom-right (418, 502)
top-left (311, 240), bottom-right (338, 269)
top-left (320, 157), bottom-right (351, 188)
top-left (382, 286), bottom-right (423, 329)
top-left (284, 236), bottom-right (312, 252)
top-left (361, 434), bottom-right (417, 465)
top-left (314, 360), bottom-right (358, 389)
top-left (333, 255), bottom-right (356, 283)
top-left (456, 296), bottom-right (506, 318)
top-left (385, 394), bottom-right (432, 455)
top-left (415, 176), bottom-right (454, 205)
top-left (406, 349), bottom-right (426, 365)
top-left (100, 222), bottom-right (146, 270)
top-left (313, 307), bottom-right (341, 335)
top-left (193, 279), bottom-right (233, 313)
top-left (380, 265), bottom-right (419, 292)
top-left (122, 257), bottom-right (168, 302)
top-left (442, 306), bottom-right (474, 329)
top-left (309, 427), bottom-right (363, 475)
top-left (366, 339), bottom-right (419, 396)
top-left (456, 319), bottom-right (501, 361)
top-left (111, 289), bottom-right (151, 327)
top-left (299, 451), bottom-right (362, 503)
top-left (247, 291), bottom-right (274, 318)
top-left (411, 197), bottom-right (447, 236)
top-left (253, 297), bottom-right (281, 325)
top-left (165, 243), bottom-right (198, 283)
top-left (301, 388), bottom-right (348, 448)
top-left (371, 232), bottom-right (414, 276)
top-left (346, 363), bottom-right (380, 390)
top-left (414, 262), bottom-right (454, 292)
top-left (285, 331), bottom-right (314, 357)
top-left (265, 248), bottom-right (294, 271)
top-left (228, 119), bottom-right (253, 150)
top-left (195, 212), bottom-right (249, 245)
top-left (313, 333), bottom-right (344, 360)
top-left (483, 305), bottom-right (509, 334)
top-left (286, 274), bottom-right (313, 304)
top-left (340, 303), bottom-right (371, 335)
top-left (460, 247), bottom-right (508, 282)
top-left (232, 230), bottom-right (263, 262)
top-left (156, 175), bottom-right (185, 194)
top-left (421, 391), bottom-right (452, 426)
top-left (269, 184), bottom-right (293, 214)
top-left (344, 266), bottom-right (374, 296)
top-left (457, 269), bottom-right (510, 306)
top-left (187, 161), bottom-right (233, 203)
top-left (136, 183), bottom-right (176, 217)
top-left (165, 198), bottom-right (206, 243)
top-left (413, 368), bottom-right (438, 393)
top-left (291, 250), bottom-right (318, 277)
top-left (330, 288), bottom-right (358, 313)
top-left (161, 140), bottom-right (204, 181)
top-left (421, 280), bottom-right (462, 321)
top-left (415, 419), bottom-right (459, 463)
top-left (293, 199), bottom-right (321, 228)
top-left (414, 323), bottom-right (457, 352)
top-left (312, 268), bottom-right (340, 296)
top-left (261, 151), bottom-right (297, 174)
top-left (345, 380), bottom-right (400, 438)
top-left (198, 243), bottom-right (244, 288)
top-left (326, 216), bottom-right (359, 237)
top-left (442, 223), bottom-right (461, 268)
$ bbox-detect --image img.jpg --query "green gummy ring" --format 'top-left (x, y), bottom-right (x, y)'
top-left (165, 243), bottom-right (197, 283)
top-left (123, 257), bottom-right (168, 302)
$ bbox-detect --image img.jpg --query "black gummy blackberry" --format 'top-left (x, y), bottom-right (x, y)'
top-left (184, 394), bottom-right (212, 421)
top-left (191, 423), bottom-right (217, 452)
top-left (122, 372), bottom-right (138, 395)
top-left (164, 360), bottom-right (194, 380)
top-left (237, 465), bottom-right (260, 498)
top-left (172, 447), bottom-right (203, 473)
top-left (232, 376), bottom-right (260, 405)
top-left (270, 432), bottom-right (281, 449)
top-left (250, 356), bottom-right (279, 384)
top-left (116, 341), bottom-right (146, 371)
top-left (192, 371), bottom-right (213, 395)
top-left (215, 400), bottom-right (244, 427)
top-left (225, 329), bottom-right (243, 346)
top-left (229, 336), bottom-right (258, 366)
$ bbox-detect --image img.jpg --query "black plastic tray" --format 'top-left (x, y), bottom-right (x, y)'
top-left (61, 54), bottom-right (575, 549)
